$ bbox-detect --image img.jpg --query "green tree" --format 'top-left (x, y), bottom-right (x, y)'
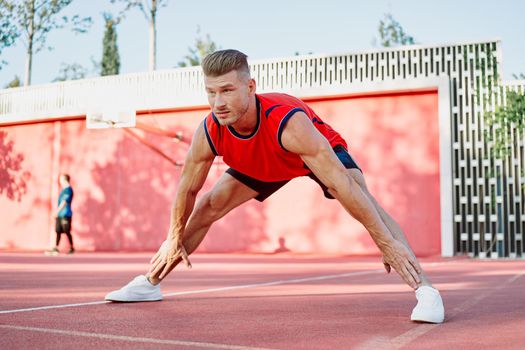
top-left (111, 0), bottom-right (169, 71)
top-left (53, 57), bottom-right (100, 81)
top-left (4, 75), bottom-right (21, 88)
top-left (0, 1), bottom-right (19, 70)
top-left (375, 13), bottom-right (416, 48)
top-left (1, 0), bottom-right (92, 86)
top-left (53, 62), bottom-right (87, 81)
top-left (485, 90), bottom-right (525, 159)
top-left (101, 13), bottom-right (120, 76)
top-left (177, 29), bottom-right (219, 67)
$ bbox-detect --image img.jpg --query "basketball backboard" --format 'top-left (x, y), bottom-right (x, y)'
top-left (86, 109), bottom-right (136, 129)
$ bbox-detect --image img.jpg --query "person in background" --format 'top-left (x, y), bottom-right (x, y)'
top-left (46, 174), bottom-right (75, 255)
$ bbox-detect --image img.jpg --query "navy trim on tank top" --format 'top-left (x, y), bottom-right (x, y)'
top-left (227, 97), bottom-right (261, 140)
top-left (203, 118), bottom-right (219, 156)
top-left (265, 104), bottom-right (282, 118)
top-left (277, 108), bottom-right (306, 152)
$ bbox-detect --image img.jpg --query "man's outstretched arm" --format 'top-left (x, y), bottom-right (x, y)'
top-left (280, 112), bottom-right (422, 289)
top-left (149, 122), bottom-right (215, 280)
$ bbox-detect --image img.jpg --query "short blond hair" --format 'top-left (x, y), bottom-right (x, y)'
top-left (201, 49), bottom-right (250, 79)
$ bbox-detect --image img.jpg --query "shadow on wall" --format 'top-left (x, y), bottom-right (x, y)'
top-left (353, 94), bottom-right (441, 256)
top-left (74, 122), bottom-right (269, 252)
top-left (193, 164), bottom-right (269, 253)
top-left (0, 130), bottom-right (31, 202)
top-left (273, 237), bottom-right (291, 253)
top-left (305, 92), bottom-right (441, 256)
top-left (76, 126), bottom-right (189, 251)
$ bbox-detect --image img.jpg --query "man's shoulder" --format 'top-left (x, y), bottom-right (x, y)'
top-left (258, 92), bottom-right (302, 105)
top-left (258, 93), bottom-right (309, 120)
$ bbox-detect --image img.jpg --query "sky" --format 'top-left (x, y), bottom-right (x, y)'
top-left (1, 0), bottom-right (524, 87)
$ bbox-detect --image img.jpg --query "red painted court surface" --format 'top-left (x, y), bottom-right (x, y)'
top-left (1, 253), bottom-right (524, 350)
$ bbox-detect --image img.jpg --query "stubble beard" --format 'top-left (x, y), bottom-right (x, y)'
top-left (218, 102), bottom-right (250, 127)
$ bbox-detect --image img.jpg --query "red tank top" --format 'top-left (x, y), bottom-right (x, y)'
top-left (203, 93), bottom-right (347, 182)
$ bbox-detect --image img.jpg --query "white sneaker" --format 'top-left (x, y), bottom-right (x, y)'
top-left (410, 286), bottom-right (445, 323)
top-left (105, 275), bottom-right (163, 302)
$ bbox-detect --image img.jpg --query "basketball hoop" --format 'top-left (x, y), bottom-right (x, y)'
top-left (86, 109), bottom-right (136, 129)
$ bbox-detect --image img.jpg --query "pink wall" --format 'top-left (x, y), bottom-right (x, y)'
top-left (0, 90), bottom-right (440, 256)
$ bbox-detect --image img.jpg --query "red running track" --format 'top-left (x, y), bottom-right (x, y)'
top-left (1, 252), bottom-right (524, 349)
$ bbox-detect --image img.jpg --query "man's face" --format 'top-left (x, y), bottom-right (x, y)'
top-left (59, 176), bottom-right (68, 187)
top-left (204, 70), bottom-right (255, 126)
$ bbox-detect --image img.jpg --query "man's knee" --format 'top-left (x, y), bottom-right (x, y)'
top-left (348, 169), bottom-right (368, 191)
top-left (193, 174), bottom-right (255, 224)
top-left (195, 190), bottom-right (228, 222)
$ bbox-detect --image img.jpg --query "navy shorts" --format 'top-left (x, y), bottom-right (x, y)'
top-left (226, 145), bottom-right (361, 202)
top-left (55, 216), bottom-right (72, 234)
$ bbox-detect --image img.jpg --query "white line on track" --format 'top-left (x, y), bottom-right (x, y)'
top-left (0, 324), bottom-right (274, 350)
top-left (0, 300), bottom-right (109, 315)
top-left (387, 270), bottom-right (525, 349)
top-left (0, 260), bottom-right (454, 315)
top-left (163, 269), bottom-right (384, 297)
top-left (0, 269), bottom-right (384, 315)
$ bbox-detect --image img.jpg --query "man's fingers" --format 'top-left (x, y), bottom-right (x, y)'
top-left (181, 247), bottom-right (192, 269)
top-left (401, 264), bottom-right (418, 289)
top-left (182, 255), bottom-right (192, 269)
top-left (383, 262), bottom-right (391, 273)
top-left (152, 253), bottom-right (164, 268)
top-left (150, 240), bottom-right (170, 264)
top-left (148, 263), bottom-right (160, 276)
top-left (159, 261), bottom-right (173, 280)
top-left (149, 258), bottom-right (167, 277)
top-left (149, 244), bottom-right (191, 280)
top-left (405, 262), bottom-right (421, 286)
top-left (405, 256), bottom-right (422, 284)
top-left (150, 251), bottom-right (161, 265)
top-left (149, 262), bottom-right (162, 278)
top-left (382, 257), bottom-right (390, 273)
top-left (399, 265), bottom-right (417, 289)
top-left (148, 254), bottom-right (163, 273)
top-left (410, 258), bottom-right (423, 274)
top-left (149, 252), bottom-right (158, 264)
top-left (157, 250), bottom-right (182, 279)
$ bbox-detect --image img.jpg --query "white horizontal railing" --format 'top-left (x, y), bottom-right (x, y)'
top-left (0, 39), bottom-right (500, 125)
top-left (0, 67), bottom-right (207, 124)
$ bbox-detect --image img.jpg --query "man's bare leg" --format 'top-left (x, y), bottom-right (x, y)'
top-left (333, 169), bottom-right (443, 323)
top-left (346, 169), bottom-right (432, 288)
top-left (148, 173), bottom-right (258, 284)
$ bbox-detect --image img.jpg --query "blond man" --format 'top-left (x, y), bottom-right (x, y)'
top-left (106, 50), bottom-right (444, 323)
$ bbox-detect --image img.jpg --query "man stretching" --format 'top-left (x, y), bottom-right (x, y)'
top-left (105, 49), bottom-right (445, 323)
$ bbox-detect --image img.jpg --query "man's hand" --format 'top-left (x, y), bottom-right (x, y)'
top-left (148, 238), bottom-right (192, 281)
top-left (381, 239), bottom-right (422, 289)
top-left (382, 255), bottom-right (391, 273)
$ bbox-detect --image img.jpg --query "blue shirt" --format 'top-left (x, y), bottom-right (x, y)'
top-left (58, 186), bottom-right (73, 218)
